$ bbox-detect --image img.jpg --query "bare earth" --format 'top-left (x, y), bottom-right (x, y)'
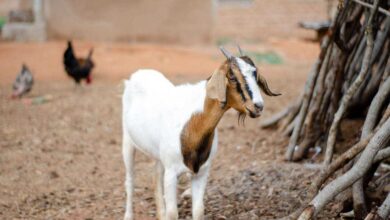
top-left (0, 40), bottom-right (340, 219)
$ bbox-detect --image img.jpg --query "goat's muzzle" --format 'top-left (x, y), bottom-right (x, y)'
top-left (245, 106), bottom-right (261, 118)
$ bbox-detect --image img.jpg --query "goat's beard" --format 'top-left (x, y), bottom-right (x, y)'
top-left (237, 112), bottom-right (247, 125)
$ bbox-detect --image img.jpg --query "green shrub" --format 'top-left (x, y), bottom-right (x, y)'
top-left (0, 17), bottom-right (6, 30)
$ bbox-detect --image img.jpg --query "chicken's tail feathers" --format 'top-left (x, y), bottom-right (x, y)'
top-left (87, 48), bottom-right (94, 60)
top-left (64, 41), bottom-right (77, 66)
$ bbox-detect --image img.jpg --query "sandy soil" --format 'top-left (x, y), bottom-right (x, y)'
top-left (0, 40), bottom-right (343, 219)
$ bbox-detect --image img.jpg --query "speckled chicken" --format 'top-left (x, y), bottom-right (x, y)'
top-left (12, 64), bottom-right (34, 98)
top-left (63, 41), bottom-right (94, 85)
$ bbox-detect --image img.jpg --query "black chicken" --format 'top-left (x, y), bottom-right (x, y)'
top-left (63, 41), bottom-right (94, 85)
top-left (12, 64), bottom-right (34, 98)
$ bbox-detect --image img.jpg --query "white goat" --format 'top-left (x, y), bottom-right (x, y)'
top-left (122, 47), bottom-right (280, 220)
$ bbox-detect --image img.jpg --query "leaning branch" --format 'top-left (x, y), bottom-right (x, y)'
top-left (361, 77), bottom-right (390, 138)
top-left (298, 117), bottom-right (390, 219)
top-left (312, 133), bottom-right (374, 192)
top-left (260, 106), bottom-right (291, 128)
top-left (353, 77), bottom-right (390, 218)
top-left (352, 0), bottom-right (390, 17)
top-left (378, 193), bottom-right (390, 219)
top-left (323, 0), bottom-right (379, 165)
top-left (374, 147), bottom-right (390, 163)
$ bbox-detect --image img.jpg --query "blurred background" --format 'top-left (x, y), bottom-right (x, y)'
top-left (0, 0), bottom-right (332, 42)
top-left (0, 0), bottom-right (336, 84)
top-left (0, 0), bottom-right (335, 84)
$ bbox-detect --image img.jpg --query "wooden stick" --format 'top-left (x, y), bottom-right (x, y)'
top-left (285, 37), bottom-right (331, 161)
top-left (378, 193), bottom-right (390, 219)
top-left (352, 0), bottom-right (390, 17)
top-left (353, 77), bottom-right (390, 218)
top-left (299, 117), bottom-right (390, 219)
top-left (312, 134), bottom-right (373, 192)
top-left (374, 147), bottom-right (390, 163)
top-left (323, 0), bottom-right (379, 165)
top-left (260, 105), bottom-right (292, 128)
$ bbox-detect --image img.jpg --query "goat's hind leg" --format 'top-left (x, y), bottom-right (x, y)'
top-left (154, 161), bottom-right (166, 220)
top-left (123, 132), bottom-right (136, 220)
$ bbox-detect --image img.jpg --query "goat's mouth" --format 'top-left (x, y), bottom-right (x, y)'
top-left (245, 107), bottom-right (261, 118)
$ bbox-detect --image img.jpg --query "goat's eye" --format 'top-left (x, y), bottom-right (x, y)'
top-left (252, 70), bottom-right (257, 78)
top-left (229, 76), bottom-right (238, 82)
top-left (228, 72), bottom-right (237, 81)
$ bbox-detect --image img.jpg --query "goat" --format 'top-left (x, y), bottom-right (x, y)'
top-left (122, 46), bottom-right (280, 220)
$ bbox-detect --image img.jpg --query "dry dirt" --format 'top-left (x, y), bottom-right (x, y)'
top-left (0, 40), bottom-right (342, 219)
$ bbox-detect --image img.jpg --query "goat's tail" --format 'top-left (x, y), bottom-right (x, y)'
top-left (122, 79), bottom-right (133, 111)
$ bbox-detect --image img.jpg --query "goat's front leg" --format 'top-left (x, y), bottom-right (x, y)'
top-left (164, 169), bottom-right (178, 220)
top-left (154, 161), bottom-right (166, 220)
top-left (191, 166), bottom-right (210, 220)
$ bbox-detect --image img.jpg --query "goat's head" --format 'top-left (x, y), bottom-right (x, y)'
top-left (206, 46), bottom-right (280, 118)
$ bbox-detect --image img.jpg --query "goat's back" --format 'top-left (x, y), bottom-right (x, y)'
top-left (127, 69), bottom-right (174, 94)
top-left (122, 70), bottom-right (177, 156)
top-left (123, 69), bottom-right (174, 110)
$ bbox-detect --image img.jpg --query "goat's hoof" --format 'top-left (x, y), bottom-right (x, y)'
top-left (124, 214), bottom-right (133, 220)
top-left (165, 212), bottom-right (179, 220)
top-left (180, 188), bottom-right (192, 199)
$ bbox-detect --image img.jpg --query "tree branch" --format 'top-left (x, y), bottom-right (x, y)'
top-left (352, 0), bottom-right (390, 17)
top-left (298, 117), bottom-right (390, 219)
top-left (378, 193), bottom-right (390, 219)
top-left (374, 147), bottom-right (390, 163)
top-left (260, 103), bottom-right (294, 128)
top-left (361, 77), bottom-right (390, 137)
top-left (312, 133), bottom-right (373, 192)
top-left (323, 0), bottom-right (379, 165)
top-left (353, 77), bottom-right (390, 218)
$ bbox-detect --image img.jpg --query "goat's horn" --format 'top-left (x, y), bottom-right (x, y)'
top-left (220, 47), bottom-right (233, 60)
top-left (237, 44), bottom-right (244, 56)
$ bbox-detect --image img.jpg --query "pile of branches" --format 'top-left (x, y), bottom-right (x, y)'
top-left (262, 0), bottom-right (390, 219)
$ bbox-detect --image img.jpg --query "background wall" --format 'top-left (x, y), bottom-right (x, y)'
top-left (0, 0), bottom-right (33, 17)
top-left (214, 0), bottom-right (331, 41)
top-left (44, 0), bottom-right (214, 44)
top-left (0, 0), bottom-right (332, 43)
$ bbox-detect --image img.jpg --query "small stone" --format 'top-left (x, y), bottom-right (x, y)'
top-left (49, 171), bottom-right (59, 179)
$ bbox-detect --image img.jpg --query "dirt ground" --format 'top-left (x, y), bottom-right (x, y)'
top-left (0, 40), bottom-right (343, 219)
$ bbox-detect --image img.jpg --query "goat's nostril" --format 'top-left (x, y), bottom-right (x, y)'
top-left (255, 103), bottom-right (263, 111)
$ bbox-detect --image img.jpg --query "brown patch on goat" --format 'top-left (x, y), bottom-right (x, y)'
top-left (181, 98), bottom-right (224, 173)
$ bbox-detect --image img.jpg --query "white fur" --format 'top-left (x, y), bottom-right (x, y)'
top-left (236, 57), bottom-right (264, 106)
top-left (122, 69), bottom-right (218, 220)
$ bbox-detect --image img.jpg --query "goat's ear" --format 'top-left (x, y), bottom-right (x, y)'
top-left (206, 68), bottom-right (228, 103)
top-left (257, 74), bottom-right (281, 96)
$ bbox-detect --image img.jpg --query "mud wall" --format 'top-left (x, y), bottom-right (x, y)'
top-left (0, 0), bottom-right (33, 17)
top-left (44, 0), bottom-right (214, 44)
top-left (214, 0), bottom-right (331, 41)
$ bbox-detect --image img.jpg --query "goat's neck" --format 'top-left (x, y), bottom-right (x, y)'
top-left (196, 97), bottom-right (227, 132)
top-left (181, 94), bottom-right (228, 173)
